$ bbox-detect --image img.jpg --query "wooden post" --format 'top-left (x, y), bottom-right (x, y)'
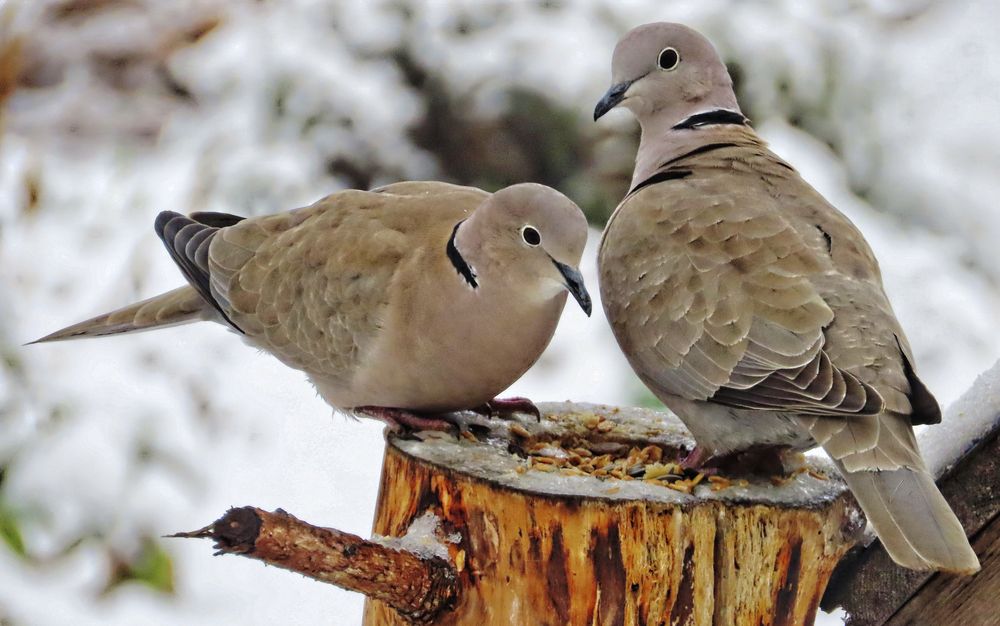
top-left (821, 412), bottom-right (1000, 625)
top-left (176, 402), bottom-right (863, 625)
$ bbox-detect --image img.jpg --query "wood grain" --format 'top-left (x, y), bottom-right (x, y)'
top-left (887, 515), bottom-right (1000, 626)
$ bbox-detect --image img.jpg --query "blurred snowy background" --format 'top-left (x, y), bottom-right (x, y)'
top-left (1, 0), bottom-right (999, 624)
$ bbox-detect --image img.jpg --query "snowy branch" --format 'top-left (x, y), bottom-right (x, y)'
top-left (170, 507), bottom-right (459, 624)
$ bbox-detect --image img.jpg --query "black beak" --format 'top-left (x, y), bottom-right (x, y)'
top-left (552, 259), bottom-right (592, 316)
top-left (593, 80), bottom-right (632, 121)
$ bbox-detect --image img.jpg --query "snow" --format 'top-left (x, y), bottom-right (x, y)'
top-left (1, 2), bottom-right (998, 625)
top-left (922, 358), bottom-right (1000, 477)
top-left (371, 511), bottom-right (458, 562)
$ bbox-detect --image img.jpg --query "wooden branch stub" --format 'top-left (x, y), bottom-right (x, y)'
top-left (172, 507), bottom-right (458, 623)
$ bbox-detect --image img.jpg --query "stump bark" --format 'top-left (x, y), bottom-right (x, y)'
top-left (362, 402), bottom-right (863, 626)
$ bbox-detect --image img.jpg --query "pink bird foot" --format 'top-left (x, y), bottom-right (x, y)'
top-left (354, 406), bottom-right (456, 433)
top-left (682, 444), bottom-right (790, 477)
top-left (680, 445), bottom-right (713, 471)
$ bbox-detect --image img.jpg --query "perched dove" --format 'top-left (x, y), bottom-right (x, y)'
top-left (594, 23), bottom-right (979, 573)
top-left (33, 181), bottom-right (592, 430)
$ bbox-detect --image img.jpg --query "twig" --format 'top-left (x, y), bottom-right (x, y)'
top-left (170, 507), bottom-right (458, 624)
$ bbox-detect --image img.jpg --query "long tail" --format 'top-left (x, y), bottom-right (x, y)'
top-left (834, 459), bottom-right (980, 573)
top-left (29, 286), bottom-right (209, 344)
top-left (803, 413), bottom-right (979, 573)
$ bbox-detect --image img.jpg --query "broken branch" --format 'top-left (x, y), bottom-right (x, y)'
top-left (171, 507), bottom-right (458, 624)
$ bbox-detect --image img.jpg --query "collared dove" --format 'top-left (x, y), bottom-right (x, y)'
top-left (594, 22), bottom-right (979, 573)
top-left (32, 181), bottom-right (592, 430)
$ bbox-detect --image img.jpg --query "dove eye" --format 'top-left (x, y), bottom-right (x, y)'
top-left (521, 225), bottom-right (541, 247)
top-left (657, 47), bottom-right (680, 71)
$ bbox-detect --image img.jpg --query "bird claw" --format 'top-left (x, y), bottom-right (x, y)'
top-left (354, 406), bottom-right (456, 434)
top-left (472, 396), bottom-right (542, 422)
top-left (680, 445), bottom-right (715, 473)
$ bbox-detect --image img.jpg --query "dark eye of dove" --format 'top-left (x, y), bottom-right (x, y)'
top-left (521, 225), bottom-right (541, 247)
top-left (657, 47), bottom-right (680, 71)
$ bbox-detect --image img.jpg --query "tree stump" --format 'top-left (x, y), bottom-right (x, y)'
top-left (362, 402), bottom-right (863, 626)
top-left (176, 402), bottom-right (863, 625)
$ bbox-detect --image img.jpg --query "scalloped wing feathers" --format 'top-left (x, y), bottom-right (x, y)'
top-left (599, 134), bottom-right (924, 427)
top-left (199, 184), bottom-right (488, 387)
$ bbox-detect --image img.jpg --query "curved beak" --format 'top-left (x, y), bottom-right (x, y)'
top-left (552, 259), bottom-right (592, 316)
top-left (593, 80), bottom-right (633, 121)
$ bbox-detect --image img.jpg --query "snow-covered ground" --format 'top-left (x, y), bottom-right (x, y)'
top-left (1, 1), bottom-right (999, 624)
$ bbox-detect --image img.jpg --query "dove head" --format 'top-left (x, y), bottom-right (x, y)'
top-left (458, 183), bottom-right (591, 315)
top-left (594, 23), bottom-right (740, 127)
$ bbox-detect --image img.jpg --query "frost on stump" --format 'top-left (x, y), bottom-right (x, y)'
top-left (175, 403), bottom-right (865, 625)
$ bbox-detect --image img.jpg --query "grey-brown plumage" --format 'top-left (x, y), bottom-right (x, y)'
top-left (595, 22), bottom-right (979, 573)
top-left (33, 181), bottom-right (591, 419)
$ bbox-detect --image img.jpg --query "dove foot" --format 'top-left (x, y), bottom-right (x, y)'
top-left (680, 445), bottom-right (714, 471)
top-left (682, 444), bottom-right (790, 477)
top-left (354, 406), bottom-right (456, 433)
top-left (472, 396), bottom-right (542, 422)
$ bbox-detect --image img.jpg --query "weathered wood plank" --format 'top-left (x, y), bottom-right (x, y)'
top-left (821, 418), bottom-right (1000, 625)
top-left (887, 515), bottom-right (1000, 626)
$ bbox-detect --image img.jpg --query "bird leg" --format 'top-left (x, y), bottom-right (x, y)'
top-left (680, 445), bottom-right (715, 472)
top-left (471, 396), bottom-right (542, 422)
top-left (353, 406), bottom-right (456, 433)
top-left (682, 444), bottom-right (791, 477)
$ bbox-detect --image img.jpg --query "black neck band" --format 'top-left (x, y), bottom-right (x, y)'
top-left (672, 109), bottom-right (749, 130)
top-left (447, 220), bottom-right (478, 289)
top-left (628, 169), bottom-right (692, 196)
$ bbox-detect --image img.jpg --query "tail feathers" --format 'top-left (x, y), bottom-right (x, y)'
top-left (835, 460), bottom-right (980, 574)
top-left (29, 286), bottom-right (209, 344)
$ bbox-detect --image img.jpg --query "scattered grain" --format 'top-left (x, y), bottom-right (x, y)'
top-left (509, 423), bottom-right (531, 438)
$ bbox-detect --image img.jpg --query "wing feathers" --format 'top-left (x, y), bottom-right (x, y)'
top-left (600, 146), bottom-right (895, 419)
top-left (154, 211), bottom-right (243, 332)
